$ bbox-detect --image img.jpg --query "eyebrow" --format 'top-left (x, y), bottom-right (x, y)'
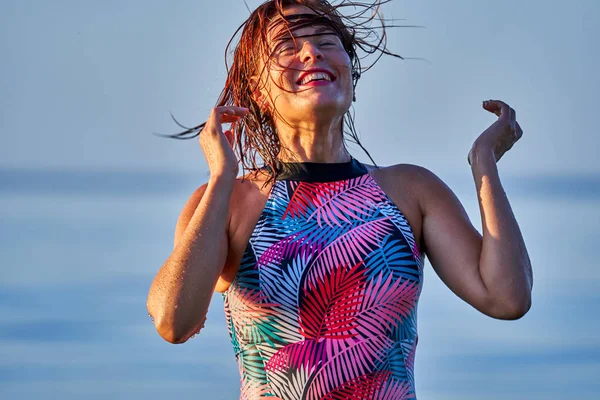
top-left (272, 25), bottom-right (338, 44)
top-left (313, 25), bottom-right (336, 35)
top-left (269, 13), bottom-right (337, 34)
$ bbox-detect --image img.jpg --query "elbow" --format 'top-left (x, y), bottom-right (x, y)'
top-left (153, 316), bottom-right (202, 344)
top-left (147, 294), bottom-right (184, 344)
top-left (147, 303), bottom-right (204, 344)
top-left (489, 295), bottom-right (532, 320)
top-left (154, 321), bottom-right (188, 344)
top-left (147, 316), bottom-right (178, 345)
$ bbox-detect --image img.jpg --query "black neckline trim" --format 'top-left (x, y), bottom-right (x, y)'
top-left (266, 158), bottom-right (369, 182)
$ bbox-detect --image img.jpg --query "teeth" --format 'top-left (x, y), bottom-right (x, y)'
top-left (300, 72), bottom-right (332, 85)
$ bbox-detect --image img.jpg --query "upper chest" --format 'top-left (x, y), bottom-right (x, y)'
top-left (216, 166), bottom-right (424, 292)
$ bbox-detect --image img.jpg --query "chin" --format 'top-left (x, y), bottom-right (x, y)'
top-left (300, 103), bottom-right (349, 120)
top-left (299, 95), bottom-right (352, 115)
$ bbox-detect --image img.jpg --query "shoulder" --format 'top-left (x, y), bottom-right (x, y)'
top-left (175, 171), bottom-right (269, 238)
top-left (367, 163), bottom-right (454, 210)
top-left (367, 163), bottom-right (443, 188)
top-left (186, 168), bottom-right (270, 201)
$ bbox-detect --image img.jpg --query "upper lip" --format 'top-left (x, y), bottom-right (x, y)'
top-left (296, 68), bottom-right (336, 85)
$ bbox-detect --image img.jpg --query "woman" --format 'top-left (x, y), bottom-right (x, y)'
top-left (147, 0), bottom-right (533, 398)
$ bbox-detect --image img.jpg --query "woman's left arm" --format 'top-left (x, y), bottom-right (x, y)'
top-left (421, 99), bottom-right (533, 320)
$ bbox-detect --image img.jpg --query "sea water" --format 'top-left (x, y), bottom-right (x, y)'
top-left (0, 169), bottom-right (598, 399)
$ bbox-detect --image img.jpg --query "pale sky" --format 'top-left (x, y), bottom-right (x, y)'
top-left (1, 0), bottom-right (599, 177)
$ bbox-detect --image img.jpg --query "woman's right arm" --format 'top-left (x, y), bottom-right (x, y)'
top-left (146, 106), bottom-right (248, 344)
top-left (147, 176), bottom-right (234, 344)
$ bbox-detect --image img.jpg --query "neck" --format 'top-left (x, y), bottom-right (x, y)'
top-left (275, 116), bottom-right (351, 163)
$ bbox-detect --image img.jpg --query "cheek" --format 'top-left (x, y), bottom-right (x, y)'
top-left (266, 64), bottom-right (296, 91)
top-left (334, 56), bottom-right (353, 84)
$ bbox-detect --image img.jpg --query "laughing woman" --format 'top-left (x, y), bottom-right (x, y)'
top-left (146, 0), bottom-right (533, 398)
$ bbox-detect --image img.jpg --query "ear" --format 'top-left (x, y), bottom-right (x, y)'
top-left (249, 76), bottom-right (270, 114)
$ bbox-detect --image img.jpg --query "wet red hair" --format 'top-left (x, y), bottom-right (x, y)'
top-left (166, 0), bottom-right (420, 182)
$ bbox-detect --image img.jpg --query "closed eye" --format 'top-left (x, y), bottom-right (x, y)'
top-left (278, 45), bottom-right (295, 54)
top-left (319, 41), bottom-right (336, 47)
top-left (273, 36), bottom-right (297, 54)
top-left (276, 43), bottom-right (297, 55)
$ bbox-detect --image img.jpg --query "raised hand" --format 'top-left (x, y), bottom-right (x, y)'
top-left (468, 100), bottom-right (523, 165)
top-left (199, 106), bottom-right (249, 180)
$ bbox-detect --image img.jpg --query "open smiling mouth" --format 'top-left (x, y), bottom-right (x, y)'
top-left (296, 69), bottom-right (336, 86)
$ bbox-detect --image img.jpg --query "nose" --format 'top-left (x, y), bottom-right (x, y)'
top-left (300, 41), bottom-right (323, 63)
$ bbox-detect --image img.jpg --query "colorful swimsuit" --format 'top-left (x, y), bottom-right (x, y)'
top-left (222, 159), bottom-right (424, 400)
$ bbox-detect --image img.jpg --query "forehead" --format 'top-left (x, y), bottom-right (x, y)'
top-left (266, 5), bottom-right (338, 41)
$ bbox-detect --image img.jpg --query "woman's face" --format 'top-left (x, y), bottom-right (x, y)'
top-left (255, 4), bottom-right (354, 126)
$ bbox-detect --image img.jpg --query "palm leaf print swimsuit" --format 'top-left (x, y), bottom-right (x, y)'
top-left (222, 158), bottom-right (424, 400)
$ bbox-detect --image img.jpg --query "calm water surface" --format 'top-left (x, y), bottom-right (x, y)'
top-left (0, 170), bottom-right (598, 399)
